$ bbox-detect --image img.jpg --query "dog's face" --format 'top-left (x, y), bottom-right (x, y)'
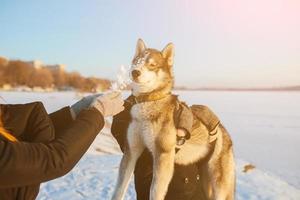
top-left (130, 39), bottom-right (174, 95)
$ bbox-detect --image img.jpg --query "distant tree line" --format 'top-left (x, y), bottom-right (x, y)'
top-left (0, 58), bottom-right (111, 92)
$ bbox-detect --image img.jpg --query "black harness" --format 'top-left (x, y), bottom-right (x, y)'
top-left (125, 94), bottom-right (218, 156)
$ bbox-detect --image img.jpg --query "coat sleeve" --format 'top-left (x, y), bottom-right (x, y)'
top-left (0, 107), bottom-right (104, 188)
top-left (48, 106), bottom-right (74, 132)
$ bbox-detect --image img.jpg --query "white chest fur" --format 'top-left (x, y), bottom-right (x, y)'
top-left (128, 102), bottom-right (159, 152)
top-left (127, 100), bottom-right (176, 153)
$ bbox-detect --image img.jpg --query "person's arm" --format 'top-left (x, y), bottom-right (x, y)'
top-left (49, 106), bottom-right (74, 132)
top-left (0, 107), bottom-right (104, 188)
top-left (48, 92), bottom-right (119, 132)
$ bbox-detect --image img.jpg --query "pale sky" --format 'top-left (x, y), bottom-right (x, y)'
top-left (0, 0), bottom-right (299, 88)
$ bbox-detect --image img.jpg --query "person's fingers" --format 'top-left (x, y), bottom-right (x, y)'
top-left (111, 96), bottom-right (122, 103)
top-left (116, 98), bottom-right (124, 106)
top-left (92, 91), bottom-right (124, 117)
top-left (109, 97), bottom-right (124, 107)
top-left (106, 91), bottom-right (121, 99)
top-left (112, 105), bottom-right (124, 116)
top-left (114, 103), bottom-right (124, 113)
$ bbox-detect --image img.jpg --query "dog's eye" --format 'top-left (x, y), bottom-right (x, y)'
top-left (149, 63), bottom-right (157, 67)
top-left (147, 63), bottom-right (158, 70)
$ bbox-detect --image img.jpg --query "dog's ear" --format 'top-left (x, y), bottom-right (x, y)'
top-left (162, 43), bottom-right (174, 66)
top-left (134, 39), bottom-right (147, 58)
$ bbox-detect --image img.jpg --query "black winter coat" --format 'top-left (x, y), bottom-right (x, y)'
top-left (111, 97), bottom-right (207, 200)
top-left (0, 102), bottom-right (104, 200)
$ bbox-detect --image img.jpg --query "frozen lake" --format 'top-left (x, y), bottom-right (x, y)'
top-left (1, 90), bottom-right (300, 199)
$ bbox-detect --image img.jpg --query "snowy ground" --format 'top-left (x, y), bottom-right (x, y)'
top-left (1, 91), bottom-right (300, 199)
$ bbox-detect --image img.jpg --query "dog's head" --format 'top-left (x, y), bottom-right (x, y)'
top-left (130, 39), bottom-right (174, 96)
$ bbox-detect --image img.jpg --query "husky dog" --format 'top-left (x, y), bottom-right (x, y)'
top-left (111, 39), bottom-right (235, 200)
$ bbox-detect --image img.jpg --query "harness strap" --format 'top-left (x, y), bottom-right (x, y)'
top-left (208, 123), bottom-right (220, 143)
top-left (196, 139), bottom-right (217, 165)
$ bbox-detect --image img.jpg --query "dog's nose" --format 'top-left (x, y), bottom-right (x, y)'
top-left (131, 70), bottom-right (141, 79)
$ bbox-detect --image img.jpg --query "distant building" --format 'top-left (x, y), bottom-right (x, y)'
top-left (27, 60), bottom-right (43, 69)
top-left (46, 64), bottom-right (65, 72)
top-left (26, 60), bottom-right (66, 72)
top-left (0, 56), bottom-right (9, 66)
top-left (1, 56), bottom-right (67, 72)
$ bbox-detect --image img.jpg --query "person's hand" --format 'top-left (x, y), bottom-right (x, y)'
top-left (91, 91), bottom-right (124, 117)
top-left (71, 93), bottom-right (103, 119)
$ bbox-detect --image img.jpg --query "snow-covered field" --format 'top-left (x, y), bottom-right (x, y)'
top-left (1, 91), bottom-right (300, 199)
